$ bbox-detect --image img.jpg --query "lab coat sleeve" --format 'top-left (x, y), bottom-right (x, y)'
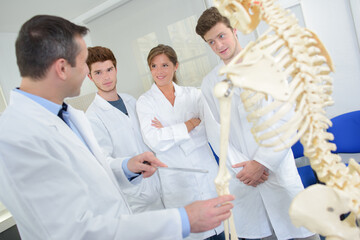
top-left (108, 156), bottom-right (162, 206)
top-left (202, 94), bottom-right (220, 155)
top-left (178, 89), bottom-right (208, 155)
top-left (201, 74), bottom-right (251, 168)
top-left (252, 146), bottom-right (291, 172)
top-left (0, 137), bottom-right (182, 240)
top-left (201, 74), bottom-right (222, 123)
top-left (86, 112), bottom-right (138, 178)
top-left (136, 96), bottom-right (190, 153)
top-left (179, 122), bottom-right (208, 156)
top-left (121, 173), bottom-right (164, 213)
top-left (202, 94), bottom-right (249, 173)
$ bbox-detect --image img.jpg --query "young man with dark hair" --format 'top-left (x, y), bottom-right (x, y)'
top-left (86, 46), bottom-right (164, 213)
top-left (196, 7), bottom-right (318, 240)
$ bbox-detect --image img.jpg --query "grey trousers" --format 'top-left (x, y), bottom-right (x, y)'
top-left (261, 234), bottom-right (321, 240)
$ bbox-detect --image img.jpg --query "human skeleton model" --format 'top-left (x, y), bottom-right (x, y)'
top-left (211, 0), bottom-right (360, 239)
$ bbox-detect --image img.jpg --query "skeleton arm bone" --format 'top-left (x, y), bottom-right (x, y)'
top-left (213, 80), bottom-right (238, 240)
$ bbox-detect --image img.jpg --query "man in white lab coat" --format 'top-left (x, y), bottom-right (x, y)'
top-left (0, 15), bottom-right (234, 240)
top-left (195, 7), bottom-right (318, 240)
top-left (85, 46), bottom-right (164, 213)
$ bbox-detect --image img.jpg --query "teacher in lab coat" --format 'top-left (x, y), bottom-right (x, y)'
top-left (136, 44), bottom-right (224, 240)
top-left (0, 15), bottom-right (234, 240)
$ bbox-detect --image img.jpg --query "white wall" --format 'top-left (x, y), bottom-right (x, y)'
top-left (0, 33), bottom-right (20, 106)
top-left (0, 0), bottom-right (359, 118)
top-left (86, 0), bottom-right (218, 98)
top-left (0, 202), bottom-right (5, 213)
top-left (302, 0), bottom-right (360, 118)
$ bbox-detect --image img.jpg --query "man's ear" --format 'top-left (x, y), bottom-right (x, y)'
top-left (87, 73), bottom-right (93, 81)
top-left (54, 58), bottom-right (68, 80)
top-left (233, 28), bottom-right (238, 38)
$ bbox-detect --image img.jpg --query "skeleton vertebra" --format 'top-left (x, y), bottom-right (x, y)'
top-left (213, 0), bottom-right (360, 239)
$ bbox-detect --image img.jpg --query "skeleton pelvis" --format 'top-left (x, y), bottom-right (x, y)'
top-left (289, 184), bottom-right (360, 240)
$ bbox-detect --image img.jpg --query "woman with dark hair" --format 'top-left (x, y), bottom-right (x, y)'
top-left (136, 44), bottom-right (224, 240)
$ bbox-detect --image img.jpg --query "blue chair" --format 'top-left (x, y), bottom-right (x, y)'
top-left (296, 165), bottom-right (317, 188)
top-left (292, 140), bottom-right (304, 159)
top-left (327, 110), bottom-right (360, 153)
top-left (292, 110), bottom-right (360, 187)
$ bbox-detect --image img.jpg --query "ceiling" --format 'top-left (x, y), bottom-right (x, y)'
top-left (0, 0), bottom-right (108, 33)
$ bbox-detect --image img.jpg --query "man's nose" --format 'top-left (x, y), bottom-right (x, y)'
top-left (103, 71), bottom-right (110, 79)
top-left (215, 41), bottom-right (223, 49)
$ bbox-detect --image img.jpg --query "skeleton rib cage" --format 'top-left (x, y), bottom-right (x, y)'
top-left (212, 0), bottom-right (360, 239)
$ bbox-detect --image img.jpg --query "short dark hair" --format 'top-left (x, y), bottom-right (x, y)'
top-left (86, 46), bottom-right (117, 72)
top-left (196, 7), bottom-right (232, 40)
top-left (16, 15), bottom-right (89, 80)
top-left (147, 44), bottom-right (179, 84)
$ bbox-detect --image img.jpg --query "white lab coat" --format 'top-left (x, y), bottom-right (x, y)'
top-left (86, 93), bottom-right (164, 212)
top-left (0, 91), bottom-right (183, 240)
top-left (136, 83), bottom-right (223, 240)
top-left (201, 62), bottom-right (315, 240)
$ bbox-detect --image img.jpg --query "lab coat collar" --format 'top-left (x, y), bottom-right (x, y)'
top-left (93, 93), bottom-right (114, 111)
top-left (93, 93), bottom-right (131, 112)
top-left (10, 90), bottom-right (66, 127)
top-left (14, 88), bottom-right (62, 116)
top-left (9, 91), bottom-right (91, 157)
top-left (9, 90), bottom-right (103, 160)
top-left (150, 82), bottom-right (183, 99)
